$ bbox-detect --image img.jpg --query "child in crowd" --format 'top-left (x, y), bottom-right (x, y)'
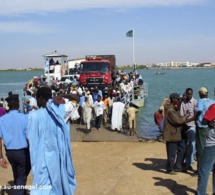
top-left (127, 103), bottom-right (138, 136)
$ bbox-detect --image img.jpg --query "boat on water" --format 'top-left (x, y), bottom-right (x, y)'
top-left (154, 72), bottom-right (166, 75)
top-left (23, 52), bottom-right (148, 110)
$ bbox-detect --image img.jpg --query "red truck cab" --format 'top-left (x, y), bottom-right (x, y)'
top-left (79, 55), bottom-right (116, 89)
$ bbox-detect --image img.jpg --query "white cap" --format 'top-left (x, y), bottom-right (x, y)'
top-left (198, 87), bottom-right (208, 95)
top-left (71, 91), bottom-right (77, 94)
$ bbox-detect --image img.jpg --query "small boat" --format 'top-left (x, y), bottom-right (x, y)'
top-left (154, 72), bottom-right (166, 75)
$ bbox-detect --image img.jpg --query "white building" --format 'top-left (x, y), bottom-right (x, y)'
top-left (157, 61), bottom-right (199, 67)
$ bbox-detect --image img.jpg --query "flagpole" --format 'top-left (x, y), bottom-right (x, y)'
top-left (132, 29), bottom-right (137, 72)
top-left (126, 29), bottom-right (136, 72)
top-left (133, 28), bottom-right (135, 65)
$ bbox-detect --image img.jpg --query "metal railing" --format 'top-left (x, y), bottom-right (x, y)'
top-left (121, 82), bottom-right (148, 107)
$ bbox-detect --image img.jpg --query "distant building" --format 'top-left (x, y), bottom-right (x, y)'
top-left (197, 62), bottom-right (212, 67)
top-left (157, 61), bottom-right (200, 67)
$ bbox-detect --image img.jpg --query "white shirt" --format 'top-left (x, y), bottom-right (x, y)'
top-left (29, 97), bottom-right (38, 108)
top-left (64, 99), bottom-right (79, 121)
top-left (93, 101), bottom-right (104, 116)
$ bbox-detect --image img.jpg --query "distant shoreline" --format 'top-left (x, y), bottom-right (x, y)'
top-left (119, 66), bottom-right (214, 70)
top-left (0, 66), bottom-right (213, 72)
top-left (0, 69), bottom-right (43, 72)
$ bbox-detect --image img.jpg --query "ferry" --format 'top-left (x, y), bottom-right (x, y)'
top-left (23, 52), bottom-right (148, 111)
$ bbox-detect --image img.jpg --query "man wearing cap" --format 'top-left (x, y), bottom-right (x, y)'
top-left (163, 93), bottom-right (189, 174)
top-left (0, 94), bottom-right (31, 195)
top-left (180, 88), bottom-right (197, 171)
top-left (195, 87), bottom-right (215, 174)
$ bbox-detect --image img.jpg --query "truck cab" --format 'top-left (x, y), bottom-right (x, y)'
top-left (79, 55), bottom-right (116, 89)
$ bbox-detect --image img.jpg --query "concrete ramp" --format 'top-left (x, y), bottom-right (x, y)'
top-left (70, 124), bottom-right (139, 142)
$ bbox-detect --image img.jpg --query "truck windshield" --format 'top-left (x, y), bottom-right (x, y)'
top-left (80, 62), bottom-right (109, 74)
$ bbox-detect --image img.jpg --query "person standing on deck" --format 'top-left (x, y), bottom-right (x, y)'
top-left (27, 86), bottom-right (79, 195)
top-left (0, 94), bottom-right (31, 195)
top-left (180, 88), bottom-right (197, 171)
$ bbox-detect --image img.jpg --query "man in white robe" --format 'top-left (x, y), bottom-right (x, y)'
top-left (82, 96), bottom-right (93, 132)
top-left (111, 97), bottom-right (125, 131)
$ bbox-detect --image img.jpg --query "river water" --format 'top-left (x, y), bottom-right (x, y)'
top-left (0, 68), bottom-right (214, 139)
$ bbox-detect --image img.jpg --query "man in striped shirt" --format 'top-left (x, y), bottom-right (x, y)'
top-left (180, 88), bottom-right (197, 171)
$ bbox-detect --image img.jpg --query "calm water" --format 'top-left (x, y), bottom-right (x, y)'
top-left (0, 68), bottom-right (214, 139)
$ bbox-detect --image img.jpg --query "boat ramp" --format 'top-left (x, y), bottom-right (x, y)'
top-left (70, 123), bottom-right (152, 142)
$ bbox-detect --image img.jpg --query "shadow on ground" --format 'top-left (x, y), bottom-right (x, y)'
top-left (153, 177), bottom-right (196, 195)
top-left (76, 127), bottom-right (89, 134)
top-left (133, 158), bottom-right (167, 174)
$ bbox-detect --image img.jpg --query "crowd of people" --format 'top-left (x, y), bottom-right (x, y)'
top-left (154, 87), bottom-right (215, 194)
top-left (23, 83), bottom-right (140, 135)
top-left (1, 78), bottom-right (214, 194)
top-left (0, 71), bottom-right (143, 194)
top-left (22, 70), bottom-right (143, 135)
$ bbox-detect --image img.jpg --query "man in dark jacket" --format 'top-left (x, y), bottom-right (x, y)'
top-left (163, 93), bottom-right (189, 174)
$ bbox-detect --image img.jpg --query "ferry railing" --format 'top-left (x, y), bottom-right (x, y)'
top-left (121, 82), bottom-right (148, 107)
top-left (121, 91), bottom-right (133, 107)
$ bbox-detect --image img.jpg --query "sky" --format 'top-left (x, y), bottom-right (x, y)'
top-left (0, 0), bottom-right (214, 69)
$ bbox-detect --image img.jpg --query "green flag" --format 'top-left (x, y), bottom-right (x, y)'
top-left (126, 30), bottom-right (133, 37)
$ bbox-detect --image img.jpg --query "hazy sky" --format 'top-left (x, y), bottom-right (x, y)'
top-left (0, 0), bottom-right (214, 69)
